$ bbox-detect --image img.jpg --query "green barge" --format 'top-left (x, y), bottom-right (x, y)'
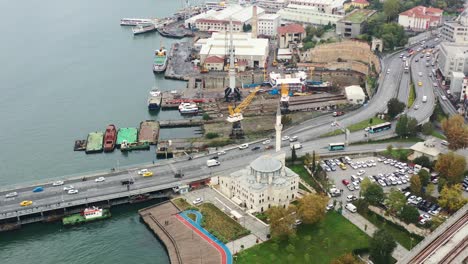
top-left (85, 132), bottom-right (104, 154)
top-left (116, 127), bottom-right (138, 147)
top-left (121, 141), bottom-right (150, 152)
top-left (62, 207), bottom-right (111, 226)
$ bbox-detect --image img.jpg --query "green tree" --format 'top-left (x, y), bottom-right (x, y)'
top-left (438, 177), bottom-right (447, 193)
top-left (202, 113), bottom-right (211, 120)
top-left (291, 146), bottom-right (297, 163)
top-left (418, 170), bottom-right (430, 187)
top-left (410, 175), bottom-right (422, 196)
top-left (387, 98), bottom-right (406, 119)
top-left (413, 156), bottom-right (432, 169)
top-left (386, 144), bottom-right (393, 153)
top-left (297, 193), bottom-right (329, 224)
top-left (441, 115), bottom-right (468, 150)
top-left (386, 187), bottom-right (406, 214)
top-left (430, 215), bottom-right (445, 230)
top-left (426, 184), bottom-right (435, 198)
top-left (369, 229), bottom-right (397, 264)
top-left (383, 0), bottom-right (401, 22)
top-left (363, 183), bottom-right (385, 205)
top-left (266, 205), bottom-right (296, 240)
top-left (399, 205), bottom-right (420, 224)
top-left (421, 122), bottom-right (433, 136)
top-left (331, 253), bottom-right (363, 264)
top-left (407, 117), bottom-right (418, 136)
top-left (376, 22), bottom-right (407, 50)
top-left (395, 114), bottom-right (408, 137)
top-left (360, 177), bottom-right (372, 195)
top-left (438, 184), bottom-right (468, 213)
top-left (304, 152), bottom-right (312, 167)
top-left (435, 152), bottom-right (467, 184)
top-left (281, 115), bottom-right (292, 126)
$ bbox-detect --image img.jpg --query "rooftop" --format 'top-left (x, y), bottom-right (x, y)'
top-left (399, 5), bottom-right (443, 19)
top-left (440, 42), bottom-right (468, 56)
top-left (251, 156), bottom-right (283, 173)
top-left (205, 55), bottom-right (225, 63)
top-left (258, 13), bottom-right (280, 20)
top-left (410, 141), bottom-right (441, 157)
top-left (197, 32), bottom-right (269, 57)
top-left (345, 85), bottom-right (365, 96)
top-left (278, 23), bottom-right (305, 35)
top-left (186, 4), bottom-right (265, 24)
top-left (341, 9), bottom-right (376, 23)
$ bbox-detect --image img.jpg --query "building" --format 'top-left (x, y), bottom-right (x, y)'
top-left (343, 0), bottom-right (369, 11)
top-left (289, 0), bottom-right (346, 14)
top-left (185, 4), bottom-right (265, 32)
top-left (345, 85), bottom-right (365, 104)
top-left (437, 42), bottom-right (468, 78)
top-left (398, 6), bottom-right (443, 31)
top-left (256, 0), bottom-right (289, 14)
top-left (277, 23), bottom-right (306, 48)
top-left (204, 56), bottom-right (225, 71)
top-left (441, 9), bottom-right (468, 44)
top-left (277, 4), bottom-right (344, 26)
top-left (196, 32), bottom-right (269, 68)
top-left (450, 72), bottom-right (465, 99)
top-left (410, 140), bottom-right (440, 161)
top-left (462, 77), bottom-right (468, 102)
top-left (336, 9), bottom-right (376, 38)
top-left (258, 13), bottom-right (281, 37)
top-left (219, 154), bottom-right (299, 213)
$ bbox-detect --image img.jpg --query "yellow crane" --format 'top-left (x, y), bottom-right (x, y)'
top-left (226, 86), bottom-right (260, 138)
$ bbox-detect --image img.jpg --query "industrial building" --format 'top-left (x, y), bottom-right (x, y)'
top-left (437, 42), bottom-right (468, 78)
top-left (441, 9), bottom-right (468, 44)
top-left (335, 9), bottom-right (376, 38)
top-left (219, 154), bottom-right (299, 213)
top-left (398, 6), bottom-right (443, 31)
top-left (196, 32), bottom-right (269, 68)
top-left (289, 0), bottom-right (345, 14)
top-left (256, 0), bottom-right (289, 14)
top-left (258, 13), bottom-right (281, 37)
top-left (345, 85), bottom-right (365, 104)
top-left (277, 23), bottom-right (306, 48)
top-left (277, 4), bottom-right (343, 26)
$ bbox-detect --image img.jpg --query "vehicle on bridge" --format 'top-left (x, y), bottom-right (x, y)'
top-left (5, 192), bottom-right (18, 198)
top-left (33, 187), bottom-right (44, 193)
top-left (20, 200), bottom-right (33, 207)
top-left (328, 143), bottom-right (345, 151)
top-left (333, 111), bottom-right (345, 117)
top-left (138, 169), bottom-right (149, 175)
top-left (52, 181), bottom-right (64, 186)
top-left (207, 159), bottom-right (221, 167)
top-left (121, 179), bottom-right (134, 185)
top-left (368, 122), bottom-right (392, 133)
top-left (95, 177), bottom-right (105, 182)
top-left (142, 171), bottom-right (153, 177)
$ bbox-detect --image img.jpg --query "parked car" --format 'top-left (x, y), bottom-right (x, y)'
top-left (346, 195), bottom-right (357, 202)
top-left (238, 143), bottom-right (249, 150)
top-left (342, 179), bottom-right (350, 186)
top-left (95, 177), bottom-right (105, 182)
top-left (193, 197), bottom-right (203, 205)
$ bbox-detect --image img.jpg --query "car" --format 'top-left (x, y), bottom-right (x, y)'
top-left (95, 177), bottom-right (105, 182)
top-left (63, 185), bottom-right (74, 191)
top-left (33, 187), bottom-right (44, 193)
top-left (418, 72), bottom-right (422, 77)
top-left (419, 218), bottom-right (428, 225)
top-left (441, 95), bottom-right (447, 100)
top-left (252, 146), bottom-right (260, 151)
top-left (121, 180), bottom-right (134, 185)
top-left (357, 170), bottom-right (365, 176)
top-left (217, 150), bottom-right (227, 155)
top-left (346, 195), bottom-right (357, 202)
top-left (193, 197), bottom-right (203, 205)
top-left (20, 200), bottom-right (33, 207)
top-left (326, 204), bottom-right (334, 211)
top-left (387, 69), bottom-right (390, 74)
top-left (441, 140), bottom-right (448, 146)
top-left (5, 192), bottom-right (18, 198)
top-left (68, 189), bottom-right (79, 194)
top-left (347, 184), bottom-right (355, 191)
top-left (137, 169), bottom-right (149, 175)
top-left (211, 155), bottom-right (219, 160)
top-left (433, 82), bottom-right (438, 87)
top-left (378, 179), bottom-right (386, 187)
top-left (418, 81), bottom-right (423, 86)
top-left (294, 219), bottom-right (302, 226)
top-left (52, 180), bottom-right (64, 186)
top-left (352, 182), bottom-right (360, 190)
top-left (238, 143), bottom-right (249, 150)
top-left (142, 171), bottom-right (153, 177)
top-left (415, 59), bottom-right (419, 62)
top-left (342, 179), bottom-right (350, 186)
top-left (281, 136), bottom-right (290, 141)
top-left (262, 140), bottom-right (271, 145)
top-left (364, 127), bottom-right (370, 132)
top-left (289, 136), bottom-right (298, 142)
top-left (414, 104), bottom-right (419, 110)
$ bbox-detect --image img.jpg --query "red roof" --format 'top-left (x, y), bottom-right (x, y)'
top-left (352, 0), bottom-right (369, 4)
top-left (205, 56), bottom-right (225, 64)
top-left (399, 6), bottom-right (443, 20)
top-left (278, 23), bottom-right (305, 35)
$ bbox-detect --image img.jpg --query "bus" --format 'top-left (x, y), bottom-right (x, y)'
top-left (368, 122), bottom-right (392, 133)
top-left (404, 61), bottom-right (409, 73)
top-left (329, 143), bottom-right (345, 151)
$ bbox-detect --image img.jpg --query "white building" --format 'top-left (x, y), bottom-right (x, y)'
top-left (441, 10), bottom-right (468, 44)
top-left (185, 4), bottom-right (265, 32)
top-left (437, 42), bottom-right (468, 78)
top-left (258, 13), bottom-right (281, 37)
top-left (256, 0), bottom-right (289, 14)
top-left (345, 85), bottom-right (365, 104)
top-left (289, 0), bottom-right (345, 14)
top-left (196, 32), bottom-right (269, 68)
top-left (219, 154), bottom-right (299, 213)
top-left (450, 72), bottom-right (465, 99)
top-left (398, 6), bottom-right (443, 31)
top-left (277, 4), bottom-right (343, 26)
top-left (462, 77), bottom-right (468, 102)
top-left (410, 140), bottom-right (440, 161)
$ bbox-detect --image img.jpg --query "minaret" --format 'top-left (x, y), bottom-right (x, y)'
top-left (228, 18), bottom-right (236, 93)
top-left (251, 5), bottom-right (258, 39)
top-left (275, 104), bottom-right (282, 152)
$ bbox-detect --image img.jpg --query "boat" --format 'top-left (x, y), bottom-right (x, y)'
top-left (147, 89), bottom-right (163, 110)
top-left (120, 140), bottom-right (150, 152)
top-left (120, 18), bottom-right (155, 26)
top-left (74, 140), bottom-right (87, 151)
top-left (129, 193), bottom-right (151, 203)
top-left (103, 124), bottom-right (117, 152)
top-left (85, 132), bottom-right (104, 154)
top-left (62, 207), bottom-right (111, 226)
top-left (138, 120), bottom-right (160, 145)
top-left (178, 102), bottom-right (199, 115)
top-left (116, 128), bottom-right (138, 148)
top-left (132, 23), bottom-right (157, 35)
top-left (153, 48), bottom-right (168, 73)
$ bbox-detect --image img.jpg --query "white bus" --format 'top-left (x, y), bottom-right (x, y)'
top-left (404, 61), bottom-right (409, 73)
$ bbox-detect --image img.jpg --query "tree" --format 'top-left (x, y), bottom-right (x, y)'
top-left (400, 205), bottom-right (420, 224)
top-left (413, 156), bottom-right (432, 169)
top-left (441, 115), bottom-right (468, 150)
top-left (387, 98), bottom-right (406, 119)
top-left (407, 117), bottom-right (418, 136)
top-left (418, 170), bottom-right (430, 187)
top-left (266, 205), bottom-right (296, 239)
top-left (363, 183), bottom-right (385, 205)
top-left (202, 113), bottom-right (211, 120)
top-left (291, 146), bottom-right (297, 163)
top-left (395, 114), bottom-right (408, 137)
top-left (426, 184), bottom-right (435, 198)
top-left (386, 188), bottom-right (406, 215)
top-left (297, 193), bottom-right (328, 224)
top-left (421, 122), bottom-right (433, 136)
top-left (410, 175), bottom-right (422, 196)
top-left (435, 152), bottom-right (467, 184)
top-left (438, 177), bottom-right (447, 193)
top-left (304, 152), bottom-right (312, 167)
top-left (438, 184), bottom-right (468, 213)
top-left (376, 23), bottom-right (407, 50)
top-left (331, 253), bottom-right (363, 264)
top-left (242, 24), bottom-right (252, 32)
top-left (369, 229), bottom-right (397, 264)
top-left (386, 144), bottom-right (393, 153)
top-left (360, 177), bottom-right (372, 195)
top-left (383, 0), bottom-right (401, 22)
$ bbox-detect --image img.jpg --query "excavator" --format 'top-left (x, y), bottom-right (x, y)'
top-left (226, 86), bottom-right (260, 138)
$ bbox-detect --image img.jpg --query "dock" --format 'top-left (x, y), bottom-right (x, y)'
top-left (138, 120), bottom-right (160, 145)
top-left (139, 201), bottom-right (225, 264)
top-left (116, 127), bottom-right (138, 146)
top-left (164, 42), bottom-right (200, 80)
top-left (85, 132), bottom-right (104, 154)
top-left (159, 119), bottom-right (203, 128)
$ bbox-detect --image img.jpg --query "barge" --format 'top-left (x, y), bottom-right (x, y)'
top-left (74, 140), bottom-right (87, 151)
top-left (132, 23), bottom-right (157, 35)
top-left (120, 18), bottom-right (156, 26)
top-left (121, 141), bottom-right (150, 152)
top-left (116, 128), bottom-right (138, 148)
top-left (85, 132), bottom-right (104, 154)
top-left (147, 89), bottom-right (163, 110)
top-left (103, 124), bottom-right (117, 152)
top-left (138, 120), bottom-right (160, 145)
top-left (62, 207), bottom-right (111, 226)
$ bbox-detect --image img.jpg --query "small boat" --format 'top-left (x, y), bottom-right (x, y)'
top-left (85, 132), bottom-right (104, 154)
top-left (103, 124), bottom-right (117, 152)
top-left (153, 48), bottom-right (168, 73)
top-left (121, 18), bottom-right (155, 26)
top-left (62, 207), bottom-right (111, 226)
top-left (147, 89), bottom-right (163, 111)
top-left (120, 140), bottom-right (150, 152)
top-left (132, 23), bottom-right (157, 35)
top-left (178, 102), bottom-right (199, 115)
top-left (74, 140), bottom-right (87, 151)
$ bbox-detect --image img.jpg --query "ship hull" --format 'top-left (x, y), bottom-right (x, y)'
top-left (103, 124), bottom-right (117, 152)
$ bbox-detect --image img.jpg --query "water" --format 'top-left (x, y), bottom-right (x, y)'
top-left (0, 0), bottom-right (195, 262)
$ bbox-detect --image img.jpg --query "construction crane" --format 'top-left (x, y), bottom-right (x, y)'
top-left (280, 83), bottom-right (290, 114)
top-left (200, 45), bottom-right (212, 74)
top-left (226, 86), bottom-right (260, 138)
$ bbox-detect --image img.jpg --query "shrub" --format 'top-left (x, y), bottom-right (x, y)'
top-left (205, 132), bottom-right (219, 139)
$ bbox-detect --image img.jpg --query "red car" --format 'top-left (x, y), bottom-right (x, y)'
top-left (342, 179), bottom-right (350, 186)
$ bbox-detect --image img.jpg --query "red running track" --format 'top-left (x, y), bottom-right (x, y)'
top-left (175, 214), bottom-right (227, 264)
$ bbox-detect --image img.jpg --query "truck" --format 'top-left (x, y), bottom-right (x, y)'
top-left (422, 96), bottom-right (427, 103)
top-left (206, 159), bottom-right (221, 167)
top-left (290, 143), bottom-right (302, 150)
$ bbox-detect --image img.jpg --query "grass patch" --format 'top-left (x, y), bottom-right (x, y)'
top-left (360, 210), bottom-right (423, 250)
top-left (172, 198), bottom-right (191, 211)
top-left (408, 83), bottom-right (415, 108)
top-left (299, 182), bottom-right (309, 192)
top-left (380, 149), bottom-right (412, 160)
top-left (431, 130), bottom-right (446, 140)
top-left (320, 117), bottom-right (386, 137)
top-left (287, 164), bottom-right (322, 193)
top-left (350, 136), bottom-right (423, 145)
top-left (254, 212), bottom-right (268, 224)
top-left (187, 213), bottom-right (197, 221)
top-left (199, 203), bottom-right (250, 243)
top-left (235, 211), bottom-right (370, 264)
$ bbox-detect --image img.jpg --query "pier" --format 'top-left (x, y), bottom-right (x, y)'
top-left (159, 119), bottom-right (204, 128)
top-left (165, 42), bottom-right (200, 80)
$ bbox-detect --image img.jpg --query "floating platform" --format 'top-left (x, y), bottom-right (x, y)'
top-left (121, 141), bottom-right (150, 152)
top-left (74, 140), bottom-right (87, 151)
top-left (116, 128), bottom-right (138, 147)
top-left (138, 120), bottom-right (160, 145)
top-left (85, 132), bottom-right (104, 154)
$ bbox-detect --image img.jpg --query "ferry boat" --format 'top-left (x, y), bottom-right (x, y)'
top-left (120, 18), bottom-right (155, 26)
top-left (147, 89), bottom-right (162, 110)
top-left (103, 124), bottom-right (117, 152)
top-left (178, 102), bottom-right (199, 115)
top-left (132, 23), bottom-right (157, 35)
top-left (153, 48), bottom-right (168, 73)
top-left (62, 207), bottom-right (111, 226)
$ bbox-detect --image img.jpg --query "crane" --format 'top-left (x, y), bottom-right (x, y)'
top-left (280, 83), bottom-right (290, 113)
top-left (226, 86), bottom-right (260, 138)
top-left (200, 44), bottom-right (212, 73)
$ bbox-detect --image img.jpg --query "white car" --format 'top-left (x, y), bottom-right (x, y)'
top-left (63, 185), bottom-right (74, 191)
top-left (357, 170), bottom-right (365, 176)
top-left (289, 136), bottom-right (298, 142)
top-left (262, 140), bottom-right (271, 145)
top-left (67, 189), bottom-right (79, 194)
top-left (441, 95), bottom-right (447, 101)
top-left (364, 127), bottom-right (370, 132)
top-left (414, 104), bottom-right (419, 110)
top-left (326, 204), bottom-right (334, 211)
top-left (378, 180), bottom-right (386, 187)
top-left (238, 143), bottom-right (249, 150)
top-left (418, 72), bottom-right (422, 77)
top-left (217, 151), bottom-right (227, 155)
top-left (52, 181), bottom-right (64, 186)
top-left (281, 136), bottom-right (290, 141)
top-left (192, 197), bottom-right (203, 205)
top-left (5, 192), bottom-right (18, 198)
top-left (346, 195), bottom-right (357, 202)
top-left (95, 177), bottom-right (105, 182)
top-left (138, 169), bottom-right (149, 175)
top-left (352, 182), bottom-right (360, 190)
